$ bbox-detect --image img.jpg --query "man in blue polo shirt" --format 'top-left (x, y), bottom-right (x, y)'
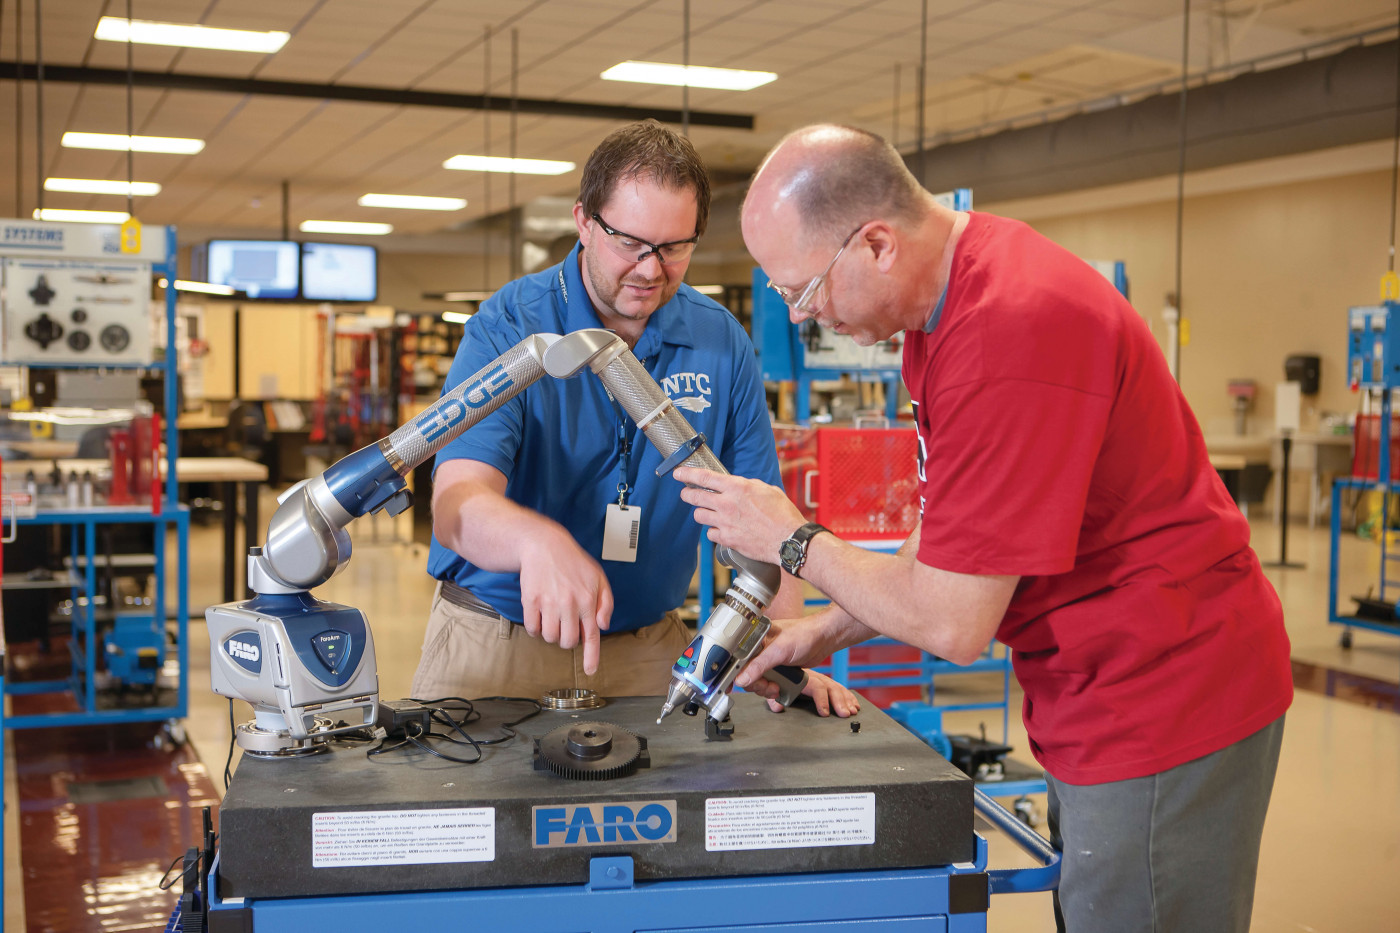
top-left (412, 120), bottom-right (857, 715)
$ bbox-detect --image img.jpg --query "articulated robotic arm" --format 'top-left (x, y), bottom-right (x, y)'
top-left (207, 327), bottom-right (802, 757)
top-left (542, 331), bottom-right (809, 729)
top-left (207, 332), bottom-right (610, 756)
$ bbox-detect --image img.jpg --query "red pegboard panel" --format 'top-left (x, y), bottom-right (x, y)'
top-left (814, 427), bottom-right (920, 540)
top-left (1350, 415), bottom-right (1400, 481)
top-left (773, 424), bottom-right (819, 522)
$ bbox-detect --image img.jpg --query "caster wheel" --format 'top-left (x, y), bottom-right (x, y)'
top-left (161, 719), bottom-right (187, 748)
top-left (1014, 796), bottom-right (1040, 828)
top-left (1340, 630), bottom-right (1353, 649)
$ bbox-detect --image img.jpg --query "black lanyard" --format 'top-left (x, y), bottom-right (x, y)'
top-left (559, 262), bottom-right (643, 507)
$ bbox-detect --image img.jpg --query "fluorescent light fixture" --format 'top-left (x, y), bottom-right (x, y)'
top-left (441, 291), bottom-right (494, 302)
top-left (45, 177), bottom-right (161, 196)
top-left (443, 155), bottom-right (575, 175)
top-left (358, 193), bottom-right (466, 211)
top-left (601, 61), bottom-right (777, 91)
top-left (692, 284), bottom-right (725, 296)
top-left (95, 16), bottom-right (289, 54)
top-left (9, 407), bottom-right (138, 426)
top-left (62, 132), bottom-right (205, 154)
top-left (299, 220), bottom-right (393, 235)
top-left (32, 208), bottom-right (129, 223)
top-left (441, 310), bottom-right (472, 324)
top-left (158, 278), bottom-right (236, 296)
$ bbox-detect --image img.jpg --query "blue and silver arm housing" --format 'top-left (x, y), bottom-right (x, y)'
top-left (251, 333), bottom-right (562, 594)
top-left (210, 332), bottom-right (571, 756)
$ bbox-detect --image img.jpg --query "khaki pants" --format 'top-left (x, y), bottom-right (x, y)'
top-left (409, 581), bottom-right (692, 701)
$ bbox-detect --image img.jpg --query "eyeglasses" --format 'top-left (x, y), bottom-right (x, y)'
top-left (591, 213), bottom-right (699, 265)
top-left (766, 223), bottom-right (866, 316)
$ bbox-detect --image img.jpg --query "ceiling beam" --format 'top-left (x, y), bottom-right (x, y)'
top-left (0, 62), bottom-right (755, 130)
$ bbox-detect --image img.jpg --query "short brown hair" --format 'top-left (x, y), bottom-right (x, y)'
top-left (577, 120), bottom-right (711, 236)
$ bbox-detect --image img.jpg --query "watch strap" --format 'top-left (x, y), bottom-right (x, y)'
top-left (780, 522), bottom-right (830, 577)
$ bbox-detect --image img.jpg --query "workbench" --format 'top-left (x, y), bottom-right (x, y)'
top-left (2, 454), bottom-right (267, 602)
top-left (188, 695), bottom-right (1058, 931)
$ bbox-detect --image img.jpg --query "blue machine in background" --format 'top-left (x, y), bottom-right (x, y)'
top-left (1331, 301), bottom-right (1400, 647)
top-left (104, 617), bottom-right (164, 686)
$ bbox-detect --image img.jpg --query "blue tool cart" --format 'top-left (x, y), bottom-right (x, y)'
top-left (166, 694), bottom-right (1057, 932)
top-left (0, 220), bottom-right (190, 730)
top-left (1330, 300), bottom-right (1400, 650)
top-left (182, 795), bottom-right (1057, 933)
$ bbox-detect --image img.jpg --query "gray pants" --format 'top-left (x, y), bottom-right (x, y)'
top-left (1046, 715), bottom-right (1285, 933)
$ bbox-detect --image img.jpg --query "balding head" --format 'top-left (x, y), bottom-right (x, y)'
top-left (744, 125), bottom-right (928, 250)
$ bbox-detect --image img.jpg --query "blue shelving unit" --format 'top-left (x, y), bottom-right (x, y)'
top-left (1, 223), bottom-right (190, 729)
top-left (1330, 301), bottom-right (1400, 652)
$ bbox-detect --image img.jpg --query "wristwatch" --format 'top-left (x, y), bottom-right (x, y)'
top-left (778, 522), bottom-right (831, 578)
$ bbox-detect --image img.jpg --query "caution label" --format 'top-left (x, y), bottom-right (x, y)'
top-left (312, 808), bottom-right (495, 867)
top-left (704, 793), bottom-right (875, 851)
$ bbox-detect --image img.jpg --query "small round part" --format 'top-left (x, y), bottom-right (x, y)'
top-left (100, 323), bottom-right (131, 352)
top-left (67, 330), bottom-right (91, 352)
top-left (565, 724), bottom-right (613, 760)
top-left (71, 308), bottom-right (88, 324)
top-left (541, 687), bottom-right (605, 710)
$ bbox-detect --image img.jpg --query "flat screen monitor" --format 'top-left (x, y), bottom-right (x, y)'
top-left (301, 242), bottom-right (378, 303)
top-left (205, 240), bottom-right (300, 300)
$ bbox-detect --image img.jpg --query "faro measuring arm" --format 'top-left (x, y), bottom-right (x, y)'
top-left (207, 331), bottom-right (617, 756)
top-left (542, 330), bottom-right (808, 729)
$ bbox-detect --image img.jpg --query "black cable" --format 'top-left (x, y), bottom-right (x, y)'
top-left (224, 697), bottom-right (235, 790)
top-left (365, 696), bottom-right (541, 764)
top-left (125, 0), bottom-right (133, 219)
top-left (156, 850), bottom-right (200, 891)
top-left (461, 695), bottom-right (542, 744)
top-left (916, 0), bottom-right (927, 182)
top-left (34, 0), bottom-right (43, 214)
top-left (1172, 0), bottom-right (1192, 384)
top-left (681, 0), bottom-right (689, 137)
top-left (371, 715), bottom-right (484, 764)
top-left (1389, 0), bottom-right (1400, 274)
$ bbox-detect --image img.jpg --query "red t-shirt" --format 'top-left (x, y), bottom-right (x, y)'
top-left (904, 212), bottom-right (1292, 784)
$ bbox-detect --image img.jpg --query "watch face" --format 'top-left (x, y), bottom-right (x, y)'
top-left (779, 539), bottom-right (802, 569)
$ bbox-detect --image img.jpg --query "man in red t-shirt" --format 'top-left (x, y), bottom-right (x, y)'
top-left (674, 124), bottom-right (1291, 933)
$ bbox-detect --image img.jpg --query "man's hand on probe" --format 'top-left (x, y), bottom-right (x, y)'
top-left (740, 610), bottom-right (877, 711)
top-left (673, 466), bottom-right (804, 564)
top-left (763, 669), bottom-right (861, 718)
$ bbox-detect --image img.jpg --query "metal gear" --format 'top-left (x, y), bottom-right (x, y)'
top-left (533, 721), bottom-right (649, 780)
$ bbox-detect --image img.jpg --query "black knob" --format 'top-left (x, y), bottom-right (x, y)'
top-left (99, 323), bottom-right (130, 352)
top-left (24, 313), bottom-right (64, 349)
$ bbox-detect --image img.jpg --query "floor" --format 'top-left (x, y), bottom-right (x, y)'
top-left (4, 492), bottom-right (1400, 932)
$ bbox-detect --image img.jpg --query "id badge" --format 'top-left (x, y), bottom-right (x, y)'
top-left (602, 503), bottom-right (641, 563)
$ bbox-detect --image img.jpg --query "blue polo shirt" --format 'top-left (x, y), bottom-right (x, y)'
top-left (425, 242), bottom-right (781, 632)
